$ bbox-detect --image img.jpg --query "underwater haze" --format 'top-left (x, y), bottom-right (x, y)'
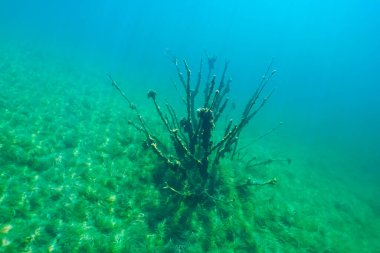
top-left (1, 0), bottom-right (379, 252)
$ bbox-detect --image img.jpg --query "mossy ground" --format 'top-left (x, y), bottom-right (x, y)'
top-left (0, 43), bottom-right (379, 252)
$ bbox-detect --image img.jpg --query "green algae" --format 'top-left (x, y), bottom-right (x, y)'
top-left (0, 43), bottom-right (379, 253)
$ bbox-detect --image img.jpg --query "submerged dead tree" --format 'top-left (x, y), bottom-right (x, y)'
top-left (110, 56), bottom-right (277, 204)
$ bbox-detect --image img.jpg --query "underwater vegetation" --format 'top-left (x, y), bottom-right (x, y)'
top-left (110, 55), bottom-right (284, 249)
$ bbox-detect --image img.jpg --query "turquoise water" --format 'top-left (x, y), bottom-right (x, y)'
top-left (1, 1), bottom-right (379, 252)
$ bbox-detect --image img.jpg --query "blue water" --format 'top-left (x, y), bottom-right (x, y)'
top-left (1, 0), bottom-right (379, 252)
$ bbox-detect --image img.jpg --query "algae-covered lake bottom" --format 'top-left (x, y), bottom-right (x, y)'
top-left (0, 43), bottom-right (379, 253)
